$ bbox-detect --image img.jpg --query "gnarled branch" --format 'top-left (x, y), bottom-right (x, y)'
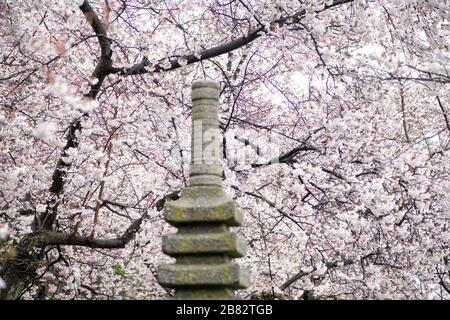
top-left (109, 0), bottom-right (354, 76)
top-left (31, 215), bottom-right (145, 249)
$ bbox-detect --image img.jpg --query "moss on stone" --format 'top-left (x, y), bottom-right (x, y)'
top-left (164, 187), bottom-right (242, 226)
top-left (157, 263), bottom-right (249, 289)
top-left (162, 232), bottom-right (247, 257)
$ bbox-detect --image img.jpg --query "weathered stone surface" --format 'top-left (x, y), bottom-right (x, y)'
top-left (191, 81), bottom-right (220, 101)
top-left (189, 164), bottom-right (222, 177)
top-left (162, 232), bottom-right (247, 257)
top-left (188, 175), bottom-right (222, 186)
top-left (164, 187), bottom-right (243, 226)
top-left (189, 81), bottom-right (222, 181)
top-left (157, 263), bottom-right (250, 288)
top-left (157, 80), bottom-right (249, 300)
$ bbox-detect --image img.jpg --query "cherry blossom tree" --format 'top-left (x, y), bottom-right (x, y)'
top-left (0, 0), bottom-right (449, 299)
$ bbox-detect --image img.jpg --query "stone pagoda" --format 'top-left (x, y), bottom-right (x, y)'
top-left (157, 80), bottom-right (249, 299)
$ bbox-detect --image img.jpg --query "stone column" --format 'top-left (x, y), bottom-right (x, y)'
top-left (157, 81), bottom-right (249, 299)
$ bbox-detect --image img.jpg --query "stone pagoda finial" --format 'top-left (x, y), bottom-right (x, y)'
top-left (157, 80), bottom-right (249, 299)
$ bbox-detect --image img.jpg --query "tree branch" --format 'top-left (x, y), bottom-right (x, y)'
top-left (280, 252), bottom-right (378, 291)
top-left (79, 0), bottom-right (113, 98)
top-left (36, 232), bottom-right (126, 249)
top-left (436, 96), bottom-right (450, 132)
top-left (110, 0), bottom-right (354, 76)
top-left (31, 215), bottom-right (145, 249)
top-left (34, 1), bottom-right (113, 231)
top-left (251, 144), bottom-right (320, 167)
